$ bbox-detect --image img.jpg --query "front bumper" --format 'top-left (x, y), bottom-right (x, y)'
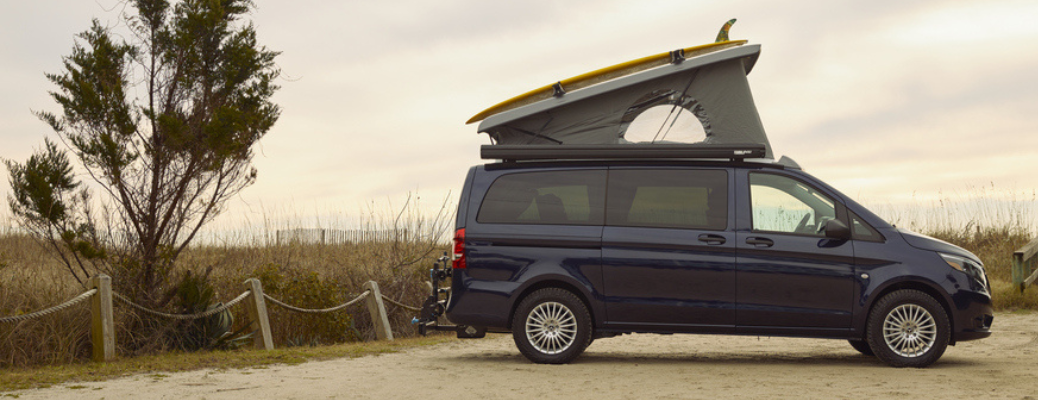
top-left (952, 290), bottom-right (993, 343)
top-left (955, 313), bottom-right (993, 342)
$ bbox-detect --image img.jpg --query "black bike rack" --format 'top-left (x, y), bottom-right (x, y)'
top-left (412, 253), bottom-right (485, 338)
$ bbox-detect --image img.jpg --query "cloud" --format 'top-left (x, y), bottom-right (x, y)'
top-left (1, 0), bottom-right (1036, 228)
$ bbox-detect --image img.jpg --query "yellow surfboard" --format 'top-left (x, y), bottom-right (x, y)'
top-left (466, 39), bottom-right (747, 125)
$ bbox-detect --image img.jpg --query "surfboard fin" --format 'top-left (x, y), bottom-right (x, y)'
top-left (715, 18), bottom-right (736, 42)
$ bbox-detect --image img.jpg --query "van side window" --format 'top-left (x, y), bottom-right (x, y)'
top-left (750, 173), bottom-right (836, 236)
top-left (606, 169), bottom-right (728, 230)
top-left (476, 170), bottom-right (606, 225)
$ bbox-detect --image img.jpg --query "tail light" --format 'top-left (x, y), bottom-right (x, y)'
top-left (452, 228), bottom-right (466, 269)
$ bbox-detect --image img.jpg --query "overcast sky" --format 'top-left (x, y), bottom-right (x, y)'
top-left (2, 0), bottom-right (1037, 231)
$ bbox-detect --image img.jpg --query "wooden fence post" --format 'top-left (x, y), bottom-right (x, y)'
top-left (244, 278), bottom-right (274, 350)
top-left (1014, 252), bottom-right (1025, 290)
top-left (89, 274), bottom-right (115, 362)
top-left (363, 281), bottom-right (394, 341)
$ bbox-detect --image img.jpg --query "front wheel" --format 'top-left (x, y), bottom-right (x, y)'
top-left (866, 290), bottom-right (950, 368)
top-left (512, 288), bottom-right (592, 364)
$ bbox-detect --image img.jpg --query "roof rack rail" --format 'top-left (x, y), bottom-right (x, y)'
top-left (481, 144), bottom-right (766, 162)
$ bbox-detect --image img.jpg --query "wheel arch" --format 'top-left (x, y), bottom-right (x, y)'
top-left (863, 279), bottom-right (956, 344)
top-left (507, 278), bottom-right (597, 331)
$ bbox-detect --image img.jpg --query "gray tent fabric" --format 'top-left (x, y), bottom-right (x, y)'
top-left (477, 45), bottom-right (773, 159)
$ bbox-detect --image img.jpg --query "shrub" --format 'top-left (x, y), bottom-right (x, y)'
top-left (249, 263), bottom-right (360, 346)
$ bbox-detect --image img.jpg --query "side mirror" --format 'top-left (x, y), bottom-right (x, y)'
top-left (824, 219), bottom-right (851, 240)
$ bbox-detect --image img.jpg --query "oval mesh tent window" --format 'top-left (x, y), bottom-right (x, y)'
top-left (621, 104), bottom-right (708, 144)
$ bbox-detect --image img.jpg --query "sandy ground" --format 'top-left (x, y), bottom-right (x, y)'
top-left (10, 312), bottom-right (1038, 400)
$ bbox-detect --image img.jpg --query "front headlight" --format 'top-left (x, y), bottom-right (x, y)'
top-left (940, 253), bottom-right (989, 292)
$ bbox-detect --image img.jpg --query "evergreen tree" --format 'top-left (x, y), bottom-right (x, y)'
top-left (5, 0), bottom-right (280, 308)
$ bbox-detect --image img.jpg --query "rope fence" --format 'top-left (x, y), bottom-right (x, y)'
top-left (263, 291), bottom-right (370, 314)
top-left (380, 295), bottom-right (422, 312)
top-left (0, 275), bottom-right (422, 362)
top-left (113, 291), bottom-right (253, 320)
top-left (0, 289), bottom-right (97, 323)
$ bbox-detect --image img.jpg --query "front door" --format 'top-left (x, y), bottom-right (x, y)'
top-left (735, 171), bottom-right (855, 332)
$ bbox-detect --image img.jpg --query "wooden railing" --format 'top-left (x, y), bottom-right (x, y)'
top-left (1012, 238), bottom-right (1038, 292)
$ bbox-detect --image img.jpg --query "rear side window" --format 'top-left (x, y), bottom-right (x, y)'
top-left (606, 169), bottom-right (728, 230)
top-left (477, 170), bottom-right (606, 225)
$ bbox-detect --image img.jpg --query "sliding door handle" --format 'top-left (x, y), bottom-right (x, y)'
top-left (697, 234), bottom-right (726, 245)
top-left (745, 237), bottom-right (774, 247)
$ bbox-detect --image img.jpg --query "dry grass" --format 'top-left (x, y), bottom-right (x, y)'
top-left (925, 227), bottom-right (1028, 284)
top-left (2, 187), bottom-right (1037, 368)
top-left (189, 239), bottom-right (448, 345)
top-left (0, 235), bottom-right (92, 367)
top-left (0, 233), bottom-right (449, 368)
top-left (874, 186), bottom-right (1038, 310)
top-left (925, 227), bottom-right (1038, 310)
top-left (1, 194), bottom-right (453, 368)
top-left (872, 184), bottom-right (1037, 236)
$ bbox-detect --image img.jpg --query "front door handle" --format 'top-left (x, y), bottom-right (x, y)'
top-left (746, 237), bottom-right (774, 247)
top-left (698, 234), bottom-right (726, 245)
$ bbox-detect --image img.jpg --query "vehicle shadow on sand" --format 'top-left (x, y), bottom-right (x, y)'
top-left (445, 349), bottom-right (981, 368)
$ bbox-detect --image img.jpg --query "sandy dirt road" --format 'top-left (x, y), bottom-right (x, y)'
top-left (11, 312), bottom-right (1038, 400)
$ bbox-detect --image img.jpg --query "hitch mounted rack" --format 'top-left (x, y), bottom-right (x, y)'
top-left (412, 253), bottom-right (486, 339)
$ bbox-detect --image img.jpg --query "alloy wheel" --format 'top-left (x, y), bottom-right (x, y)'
top-left (882, 303), bottom-right (937, 358)
top-left (525, 301), bottom-right (578, 355)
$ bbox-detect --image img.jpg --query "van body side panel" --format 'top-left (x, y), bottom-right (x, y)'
top-left (601, 227), bottom-right (736, 331)
top-left (734, 237), bottom-right (855, 330)
top-left (600, 167), bottom-right (736, 332)
top-left (446, 233), bottom-right (603, 329)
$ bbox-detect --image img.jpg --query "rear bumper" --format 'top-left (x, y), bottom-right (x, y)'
top-left (445, 270), bottom-right (515, 330)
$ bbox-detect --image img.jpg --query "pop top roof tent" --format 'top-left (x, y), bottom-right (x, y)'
top-left (468, 30), bottom-right (774, 160)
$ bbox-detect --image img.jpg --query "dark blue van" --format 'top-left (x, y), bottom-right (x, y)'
top-left (417, 41), bottom-right (992, 367)
top-left (422, 144), bottom-right (993, 368)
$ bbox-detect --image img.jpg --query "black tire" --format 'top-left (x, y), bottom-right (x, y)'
top-left (866, 290), bottom-right (950, 368)
top-left (512, 288), bottom-right (592, 364)
top-left (848, 339), bottom-right (874, 356)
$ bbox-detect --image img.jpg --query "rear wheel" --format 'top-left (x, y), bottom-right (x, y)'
top-left (866, 290), bottom-right (950, 368)
top-left (512, 288), bottom-right (592, 364)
